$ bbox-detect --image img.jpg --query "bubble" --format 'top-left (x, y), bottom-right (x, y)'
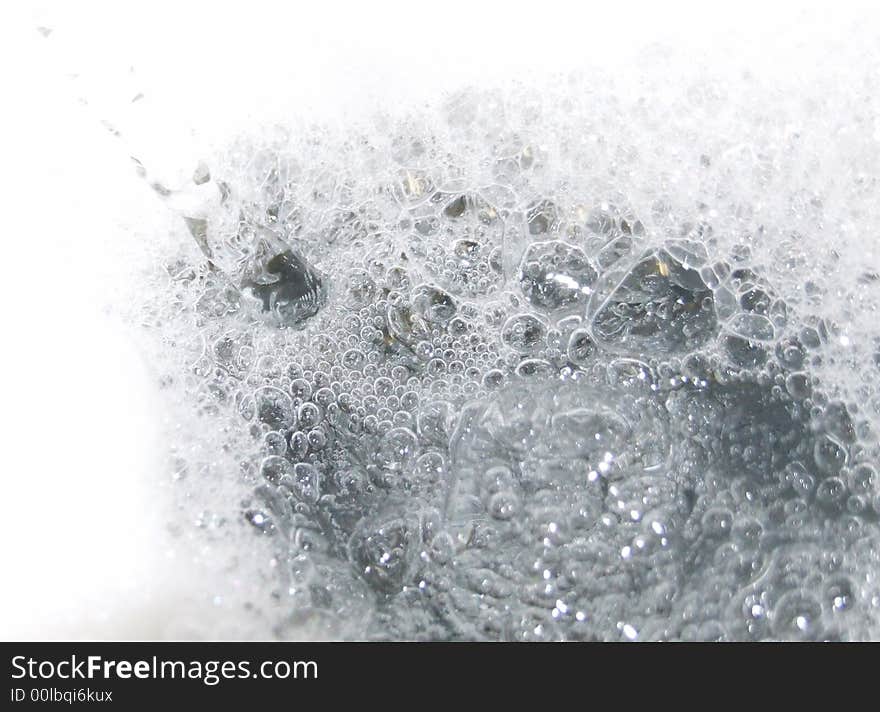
top-left (429, 531), bottom-right (456, 565)
top-left (785, 372), bottom-right (811, 399)
top-left (286, 462), bottom-right (319, 504)
top-left (298, 402), bottom-right (323, 429)
top-left (516, 358), bottom-right (554, 379)
top-left (846, 463), bottom-right (876, 496)
top-left (586, 203), bottom-right (644, 239)
top-left (290, 378), bottom-right (313, 401)
top-left (482, 369), bottom-right (505, 390)
top-left (260, 455), bottom-right (293, 485)
top-left (400, 390), bottom-right (420, 410)
top-left (787, 461), bottom-right (816, 496)
top-left (416, 400), bottom-right (455, 446)
top-left (263, 430), bottom-right (288, 456)
top-left (519, 240), bottom-right (598, 312)
top-left (251, 386), bottom-right (296, 429)
top-left (723, 334), bottom-right (768, 369)
top-left (348, 509), bottom-right (421, 593)
top-left (824, 576), bottom-right (856, 614)
top-left (386, 302), bottom-right (430, 347)
top-left (414, 451), bottom-right (447, 486)
top-left (775, 337), bottom-right (806, 369)
top-left (607, 358), bottom-right (655, 389)
top-left (701, 508), bottom-right (734, 537)
top-left (343, 349), bottom-right (365, 369)
top-left (488, 491), bottom-right (520, 520)
top-left (815, 477), bottom-right (847, 508)
top-left (444, 195), bottom-right (467, 219)
top-left (729, 313), bottom-right (776, 341)
top-left (814, 435), bottom-right (848, 474)
top-left (307, 427), bottom-right (327, 450)
top-left (313, 384), bottom-right (334, 404)
top-left (821, 401), bottom-right (856, 444)
top-left (501, 313), bottom-right (548, 353)
top-left (526, 200), bottom-right (559, 235)
top-left (378, 427), bottom-right (419, 470)
top-left (411, 284), bottom-right (457, 324)
top-left (567, 329), bottom-right (597, 364)
top-left (589, 247), bottom-right (718, 355)
top-left (771, 590), bottom-right (824, 641)
top-left (731, 517), bottom-right (764, 548)
top-left (243, 247), bottom-right (328, 326)
top-left (289, 430), bottom-right (309, 460)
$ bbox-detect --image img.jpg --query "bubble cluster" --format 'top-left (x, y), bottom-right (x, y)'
top-left (143, 67), bottom-right (880, 641)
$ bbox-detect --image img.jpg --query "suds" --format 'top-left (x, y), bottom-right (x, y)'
top-left (125, 49), bottom-right (880, 641)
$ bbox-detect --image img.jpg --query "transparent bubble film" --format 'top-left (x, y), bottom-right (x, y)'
top-left (137, 67), bottom-right (880, 641)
